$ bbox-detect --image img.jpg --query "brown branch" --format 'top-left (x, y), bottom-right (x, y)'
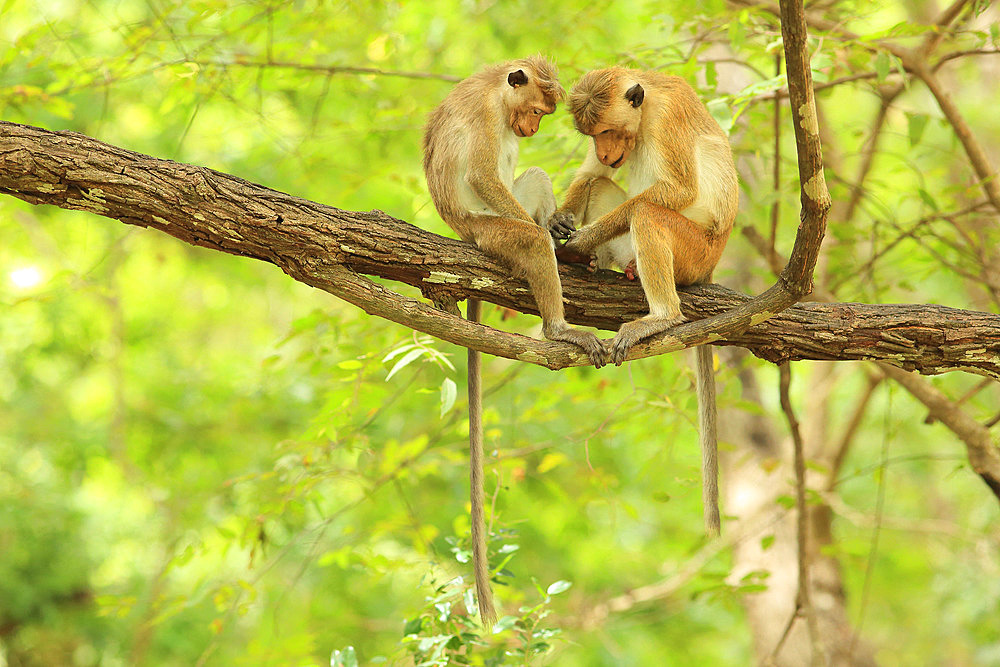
top-left (878, 363), bottom-right (1000, 501)
top-left (776, 0), bottom-right (832, 295)
top-left (2, 121), bottom-right (999, 377)
top-left (908, 62), bottom-right (1000, 212)
top-left (776, 363), bottom-right (824, 665)
top-left (826, 374), bottom-right (884, 486)
top-left (735, 0), bottom-right (1000, 213)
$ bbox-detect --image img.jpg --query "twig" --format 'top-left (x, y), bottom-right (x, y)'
top-left (185, 58), bottom-right (462, 82)
top-left (777, 363), bottom-right (824, 665)
top-left (826, 374), bottom-right (884, 486)
top-left (878, 363), bottom-right (1000, 501)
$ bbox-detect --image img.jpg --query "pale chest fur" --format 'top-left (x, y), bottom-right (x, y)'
top-left (626, 140), bottom-right (663, 194)
top-left (626, 135), bottom-right (721, 228)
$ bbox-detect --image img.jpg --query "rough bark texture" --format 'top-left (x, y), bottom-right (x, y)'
top-left (2, 121), bottom-right (999, 377)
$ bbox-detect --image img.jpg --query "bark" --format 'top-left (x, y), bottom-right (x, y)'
top-left (2, 120), bottom-right (999, 377)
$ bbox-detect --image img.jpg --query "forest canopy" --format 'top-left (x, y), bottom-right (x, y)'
top-left (1, 1), bottom-right (999, 665)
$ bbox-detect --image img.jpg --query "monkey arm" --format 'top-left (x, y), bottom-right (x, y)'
top-left (465, 170), bottom-right (534, 221)
top-left (638, 180), bottom-right (697, 214)
top-left (558, 148), bottom-right (614, 218)
top-left (565, 197), bottom-right (635, 253)
top-left (463, 134), bottom-right (534, 222)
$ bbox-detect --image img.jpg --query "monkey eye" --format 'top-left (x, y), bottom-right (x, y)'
top-left (599, 129), bottom-right (613, 136)
top-left (532, 108), bottom-right (543, 115)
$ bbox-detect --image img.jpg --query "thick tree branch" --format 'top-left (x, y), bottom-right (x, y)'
top-left (1, 121), bottom-right (999, 376)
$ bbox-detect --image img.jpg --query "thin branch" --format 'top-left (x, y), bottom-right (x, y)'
top-left (826, 373), bottom-right (884, 487)
top-left (909, 62), bottom-right (1000, 212)
top-left (878, 363), bottom-right (1000, 500)
top-left (184, 58), bottom-right (462, 82)
top-left (935, 48), bottom-right (1000, 69)
top-left (735, 0), bottom-right (1000, 213)
top-left (925, 377), bottom-right (993, 425)
top-left (777, 363), bottom-right (823, 665)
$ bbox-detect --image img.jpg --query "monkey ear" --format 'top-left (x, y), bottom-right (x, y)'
top-left (625, 83), bottom-right (645, 108)
top-left (507, 69), bottom-right (529, 88)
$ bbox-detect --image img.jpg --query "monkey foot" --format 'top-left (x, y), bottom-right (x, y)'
top-left (555, 244), bottom-right (592, 266)
top-left (547, 326), bottom-right (608, 368)
top-left (609, 315), bottom-right (683, 365)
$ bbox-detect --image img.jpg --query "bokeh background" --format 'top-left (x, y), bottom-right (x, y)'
top-left (1, 1), bottom-right (999, 665)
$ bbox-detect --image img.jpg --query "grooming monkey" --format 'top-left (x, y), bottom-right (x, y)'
top-left (423, 56), bottom-right (605, 625)
top-left (559, 67), bottom-right (739, 535)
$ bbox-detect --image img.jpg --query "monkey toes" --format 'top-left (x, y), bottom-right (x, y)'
top-left (609, 331), bottom-right (639, 366)
top-left (623, 260), bottom-right (637, 280)
top-left (609, 315), bottom-right (683, 366)
top-left (548, 327), bottom-right (608, 368)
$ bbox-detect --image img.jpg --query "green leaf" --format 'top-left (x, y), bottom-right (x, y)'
top-left (761, 534), bottom-right (775, 551)
top-left (385, 348), bottom-right (425, 381)
top-left (907, 112), bottom-right (929, 147)
top-left (546, 580), bottom-right (572, 596)
top-left (875, 52), bottom-right (890, 82)
top-left (491, 615), bottom-right (518, 634)
top-left (707, 98), bottom-right (734, 134)
top-left (918, 188), bottom-right (939, 211)
top-left (704, 61), bottom-right (717, 91)
top-left (439, 378), bottom-right (456, 417)
top-left (337, 359), bottom-right (363, 370)
top-left (383, 343), bottom-right (419, 363)
top-left (404, 617), bottom-right (423, 636)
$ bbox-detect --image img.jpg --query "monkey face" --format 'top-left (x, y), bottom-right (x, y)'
top-left (591, 124), bottom-right (637, 168)
top-left (505, 67), bottom-right (559, 138)
top-left (510, 102), bottom-right (554, 137)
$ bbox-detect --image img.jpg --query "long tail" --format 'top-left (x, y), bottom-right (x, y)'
top-left (467, 298), bottom-right (497, 626)
top-left (695, 344), bottom-right (721, 536)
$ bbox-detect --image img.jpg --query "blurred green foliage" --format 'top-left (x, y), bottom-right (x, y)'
top-left (1, 0), bottom-right (999, 665)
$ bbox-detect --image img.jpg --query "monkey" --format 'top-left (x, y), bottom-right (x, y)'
top-left (422, 56), bottom-right (606, 627)
top-left (557, 67), bottom-right (739, 536)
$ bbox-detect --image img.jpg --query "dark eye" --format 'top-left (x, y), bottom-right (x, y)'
top-left (532, 109), bottom-right (542, 116)
top-left (600, 129), bottom-right (613, 136)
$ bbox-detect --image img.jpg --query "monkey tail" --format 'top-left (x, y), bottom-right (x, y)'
top-left (695, 344), bottom-right (721, 537)
top-left (467, 298), bottom-right (498, 627)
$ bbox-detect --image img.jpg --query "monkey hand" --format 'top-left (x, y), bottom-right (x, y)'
top-left (545, 210), bottom-right (576, 240)
top-left (564, 228), bottom-right (596, 255)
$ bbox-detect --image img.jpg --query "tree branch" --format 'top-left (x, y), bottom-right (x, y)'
top-left (878, 363), bottom-right (1000, 500)
top-left (2, 121), bottom-right (999, 376)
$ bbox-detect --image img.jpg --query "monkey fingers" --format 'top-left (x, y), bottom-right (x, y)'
top-left (545, 210), bottom-right (576, 240)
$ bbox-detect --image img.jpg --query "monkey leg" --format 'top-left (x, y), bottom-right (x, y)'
top-left (608, 202), bottom-right (687, 366)
top-left (581, 177), bottom-right (631, 272)
top-left (466, 214), bottom-right (607, 367)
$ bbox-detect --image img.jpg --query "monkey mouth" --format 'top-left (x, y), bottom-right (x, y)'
top-left (610, 154), bottom-right (625, 168)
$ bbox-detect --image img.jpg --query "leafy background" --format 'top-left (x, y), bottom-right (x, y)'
top-left (1, 0), bottom-right (998, 665)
